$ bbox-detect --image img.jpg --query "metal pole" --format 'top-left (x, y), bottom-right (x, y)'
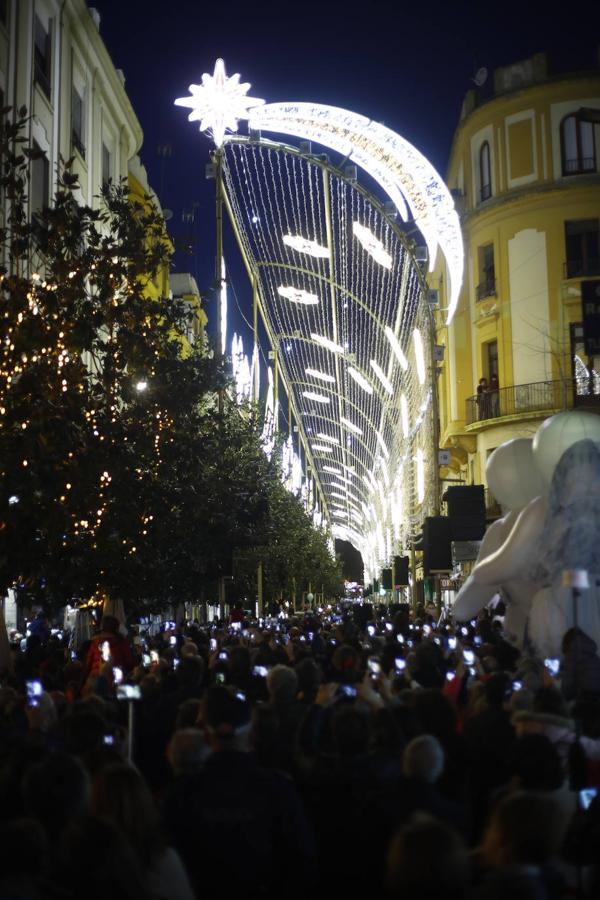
top-left (214, 149), bottom-right (224, 358)
top-left (127, 700), bottom-right (134, 762)
top-left (257, 561), bottom-right (263, 617)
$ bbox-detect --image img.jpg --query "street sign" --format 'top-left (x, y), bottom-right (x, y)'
top-left (582, 280), bottom-right (600, 356)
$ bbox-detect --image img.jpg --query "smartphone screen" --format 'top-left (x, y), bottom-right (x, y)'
top-left (142, 653), bottom-right (151, 666)
top-left (580, 788), bottom-right (597, 810)
top-left (26, 680), bottom-right (43, 707)
top-left (253, 665), bottom-right (268, 678)
top-left (395, 658), bottom-right (406, 672)
top-left (210, 638), bottom-right (217, 651)
top-left (368, 658), bottom-right (381, 675)
top-left (448, 637), bottom-right (457, 650)
top-left (170, 635), bottom-right (177, 646)
top-left (150, 650), bottom-right (159, 664)
top-left (544, 658), bottom-right (560, 676)
top-left (215, 672), bottom-right (226, 684)
top-left (463, 650), bottom-right (475, 665)
top-left (113, 666), bottom-right (123, 684)
top-left (101, 641), bottom-right (111, 662)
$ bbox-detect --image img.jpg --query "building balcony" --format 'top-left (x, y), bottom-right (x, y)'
top-left (563, 157), bottom-right (596, 176)
top-left (476, 276), bottom-right (496, 301)
top-left (465, 379), bottom-right (574, 426)
top-left (564, 258), bottom-right (600, 279)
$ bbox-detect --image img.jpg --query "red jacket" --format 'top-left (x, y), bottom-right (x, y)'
top-left (85, 631), bottom-right (136, 679)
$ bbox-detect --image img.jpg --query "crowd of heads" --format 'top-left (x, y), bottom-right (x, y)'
top-left (2, 597), bottom-right (600, 899)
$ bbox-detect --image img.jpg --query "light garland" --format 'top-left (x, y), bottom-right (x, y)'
top-left (316, 432), bottom-right (339, 444)
top-left (340, 416), bottom-right (362, 436)
top-left (384, 325), bottom-right (408, 371)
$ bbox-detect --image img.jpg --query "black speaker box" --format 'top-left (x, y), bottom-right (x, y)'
top-left (381, 568), bottom-right (393, 590)
top-left (423, 516), bottom-right (453, 574)
top-left (394, 555), bottom-right (409, 585)
top-left (446, 485), bottom-right (486, 540)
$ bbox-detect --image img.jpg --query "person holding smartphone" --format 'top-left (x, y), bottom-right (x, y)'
top-left (82, 615), bottom-right (136, 693)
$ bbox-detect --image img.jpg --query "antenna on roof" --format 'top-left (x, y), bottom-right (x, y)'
top-left (472, 67), bottom-right (488, 87)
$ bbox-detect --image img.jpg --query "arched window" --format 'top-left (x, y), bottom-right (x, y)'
top-left (561, 113), bottom-right (596, 175)
top-left (479, 141), bottom-right (492, 201)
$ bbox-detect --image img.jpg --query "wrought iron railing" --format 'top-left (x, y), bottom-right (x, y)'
top-left (466, 379), bottom-right (572, 425)
top-left (476, 276), bottom-right (496, 301)
top-left (563, 157), bottom-right (596, 175)
top-left (564, 258), bottom-right (600, 278)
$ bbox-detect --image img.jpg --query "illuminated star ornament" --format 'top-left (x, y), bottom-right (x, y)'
top-left (174, 58), bottom-right (265, 147)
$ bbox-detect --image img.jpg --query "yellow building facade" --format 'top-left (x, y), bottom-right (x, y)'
top-left (434, 52), bottom-right (600, 504)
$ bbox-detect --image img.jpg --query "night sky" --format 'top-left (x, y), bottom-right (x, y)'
top-left (95, 1), bottom-right (598, 583)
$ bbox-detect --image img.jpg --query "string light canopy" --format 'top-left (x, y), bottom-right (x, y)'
top-left (175, 60), bottom-right (451, 582)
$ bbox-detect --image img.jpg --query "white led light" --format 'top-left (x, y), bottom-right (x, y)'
top-left (416, 448), bottom-right (425, 504)
top-left (384, 326), bottom-right (408, 371)
top-left (347, 367), bottom-right (373, 394)
top-left (334, 474), bottom-right (353, 484)
top-left (317, 433), bottom-right (339, 445)
top-left (310, 333), bottom-right (345, 354)
top-left (277, 285), bottom-right (319, 305)
top-left (312, 443), bottom-right (334, 453)
top-left (175, 58), bottom-right (265, 148)
top-left (400, 394), bottom-right (409, 438)
top-left (306, 367), bottom-right (335, 383)
top-left (332, 510), bottom-right (348, 518)
top-left (332, 481), bottom-right (349, 492)
top-left (340, 416), bottom-right (362, 436)
top-left (323, 465), bottom-right (342, 475)
top-left (135, 380), bottom-right (148, 392)
top-left (413, 328), bottom-right (426, 385)
top-left (352, 221), bottom-right (392, 269)
top-left (282, 234), bottom-right (329, 258)
top-left (331, 492), bottom-right (347, 501)
top-left (370, 359), bottom-right (393, 395)
top-left (302, 391), bottom-right (330, 404)
top-left (376, 431), bottom-right (389, 459)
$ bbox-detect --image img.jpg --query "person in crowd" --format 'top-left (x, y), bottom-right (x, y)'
top-left (92, 763), bottom-right (195, 900)
top-left (162, 685), bottom-right (316, 899)
top-left (82, 615), bottom-right (136, 688)
top-left (385, 813), bottom-right (469, 899)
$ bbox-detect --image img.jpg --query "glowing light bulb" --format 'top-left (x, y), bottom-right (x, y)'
top-left (340, 417), bottom-right (362, 436)
top-left (306, 367), bottom-right (335, 383)
top-left (316, 433), bottom-right (339, 444)
top-left (352, 222), bottom-right (392, 268)
top-left (277, 285), bottom-right (319, 305)
top-left (135, 380), bottom-right (148, 392)
top-left (347, 367), bottom-right (373, 394)
top-left (302, 391), bottom-right (330, 404)
top-left (282, 234), bottom-right (329, 257)
top-left (384, 326), bottom-right (408, 370)
top-left (310, 333), bottom-right (345, 354)
top-left (413, 328), bottom-right (426, 385)
top-left (370, 359), bottom-right (393, 395)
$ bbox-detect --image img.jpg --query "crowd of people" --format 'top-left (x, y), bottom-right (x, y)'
top-left (2, 599), bottom-right (600, 900)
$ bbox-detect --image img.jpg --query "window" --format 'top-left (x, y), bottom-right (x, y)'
top-left (479, 141), bottom-right (492, 201)
top-left (485, 340), bottom-right (499, 381)
top-left (0, 0), bottom-right (8, 27)
top-left (561, 114), bottom-right (596, 176)
top-left (71, 86), bottom-right (85, 158)
top-left (31, 141), bottom-right (49, 216)
top-left (565, 219), bottom-right (600, 278)
top-left (476, 243), bottom-right (496, 300)
top-left (34, 15), bottom-right (52, 99)
top-left (101, 143), bottom-right (111, 189)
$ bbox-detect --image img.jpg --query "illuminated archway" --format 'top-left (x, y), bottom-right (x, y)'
top-left (175, 60), bottom-right (463, 583)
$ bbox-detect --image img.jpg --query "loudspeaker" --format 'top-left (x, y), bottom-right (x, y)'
top-left (394, 555), bottom-right (409, 586)
top-left (423, 516), bottom-right (453, 574)
top-left (381, 568), bottom-right (393, 590)
top-left (446, 485), bottom-right (486, 541)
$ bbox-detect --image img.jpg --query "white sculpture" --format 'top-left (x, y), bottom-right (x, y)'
top-left (453, 438), bottom-right (544, 644)
top-left (461, 411), bottom-right (600, 655)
